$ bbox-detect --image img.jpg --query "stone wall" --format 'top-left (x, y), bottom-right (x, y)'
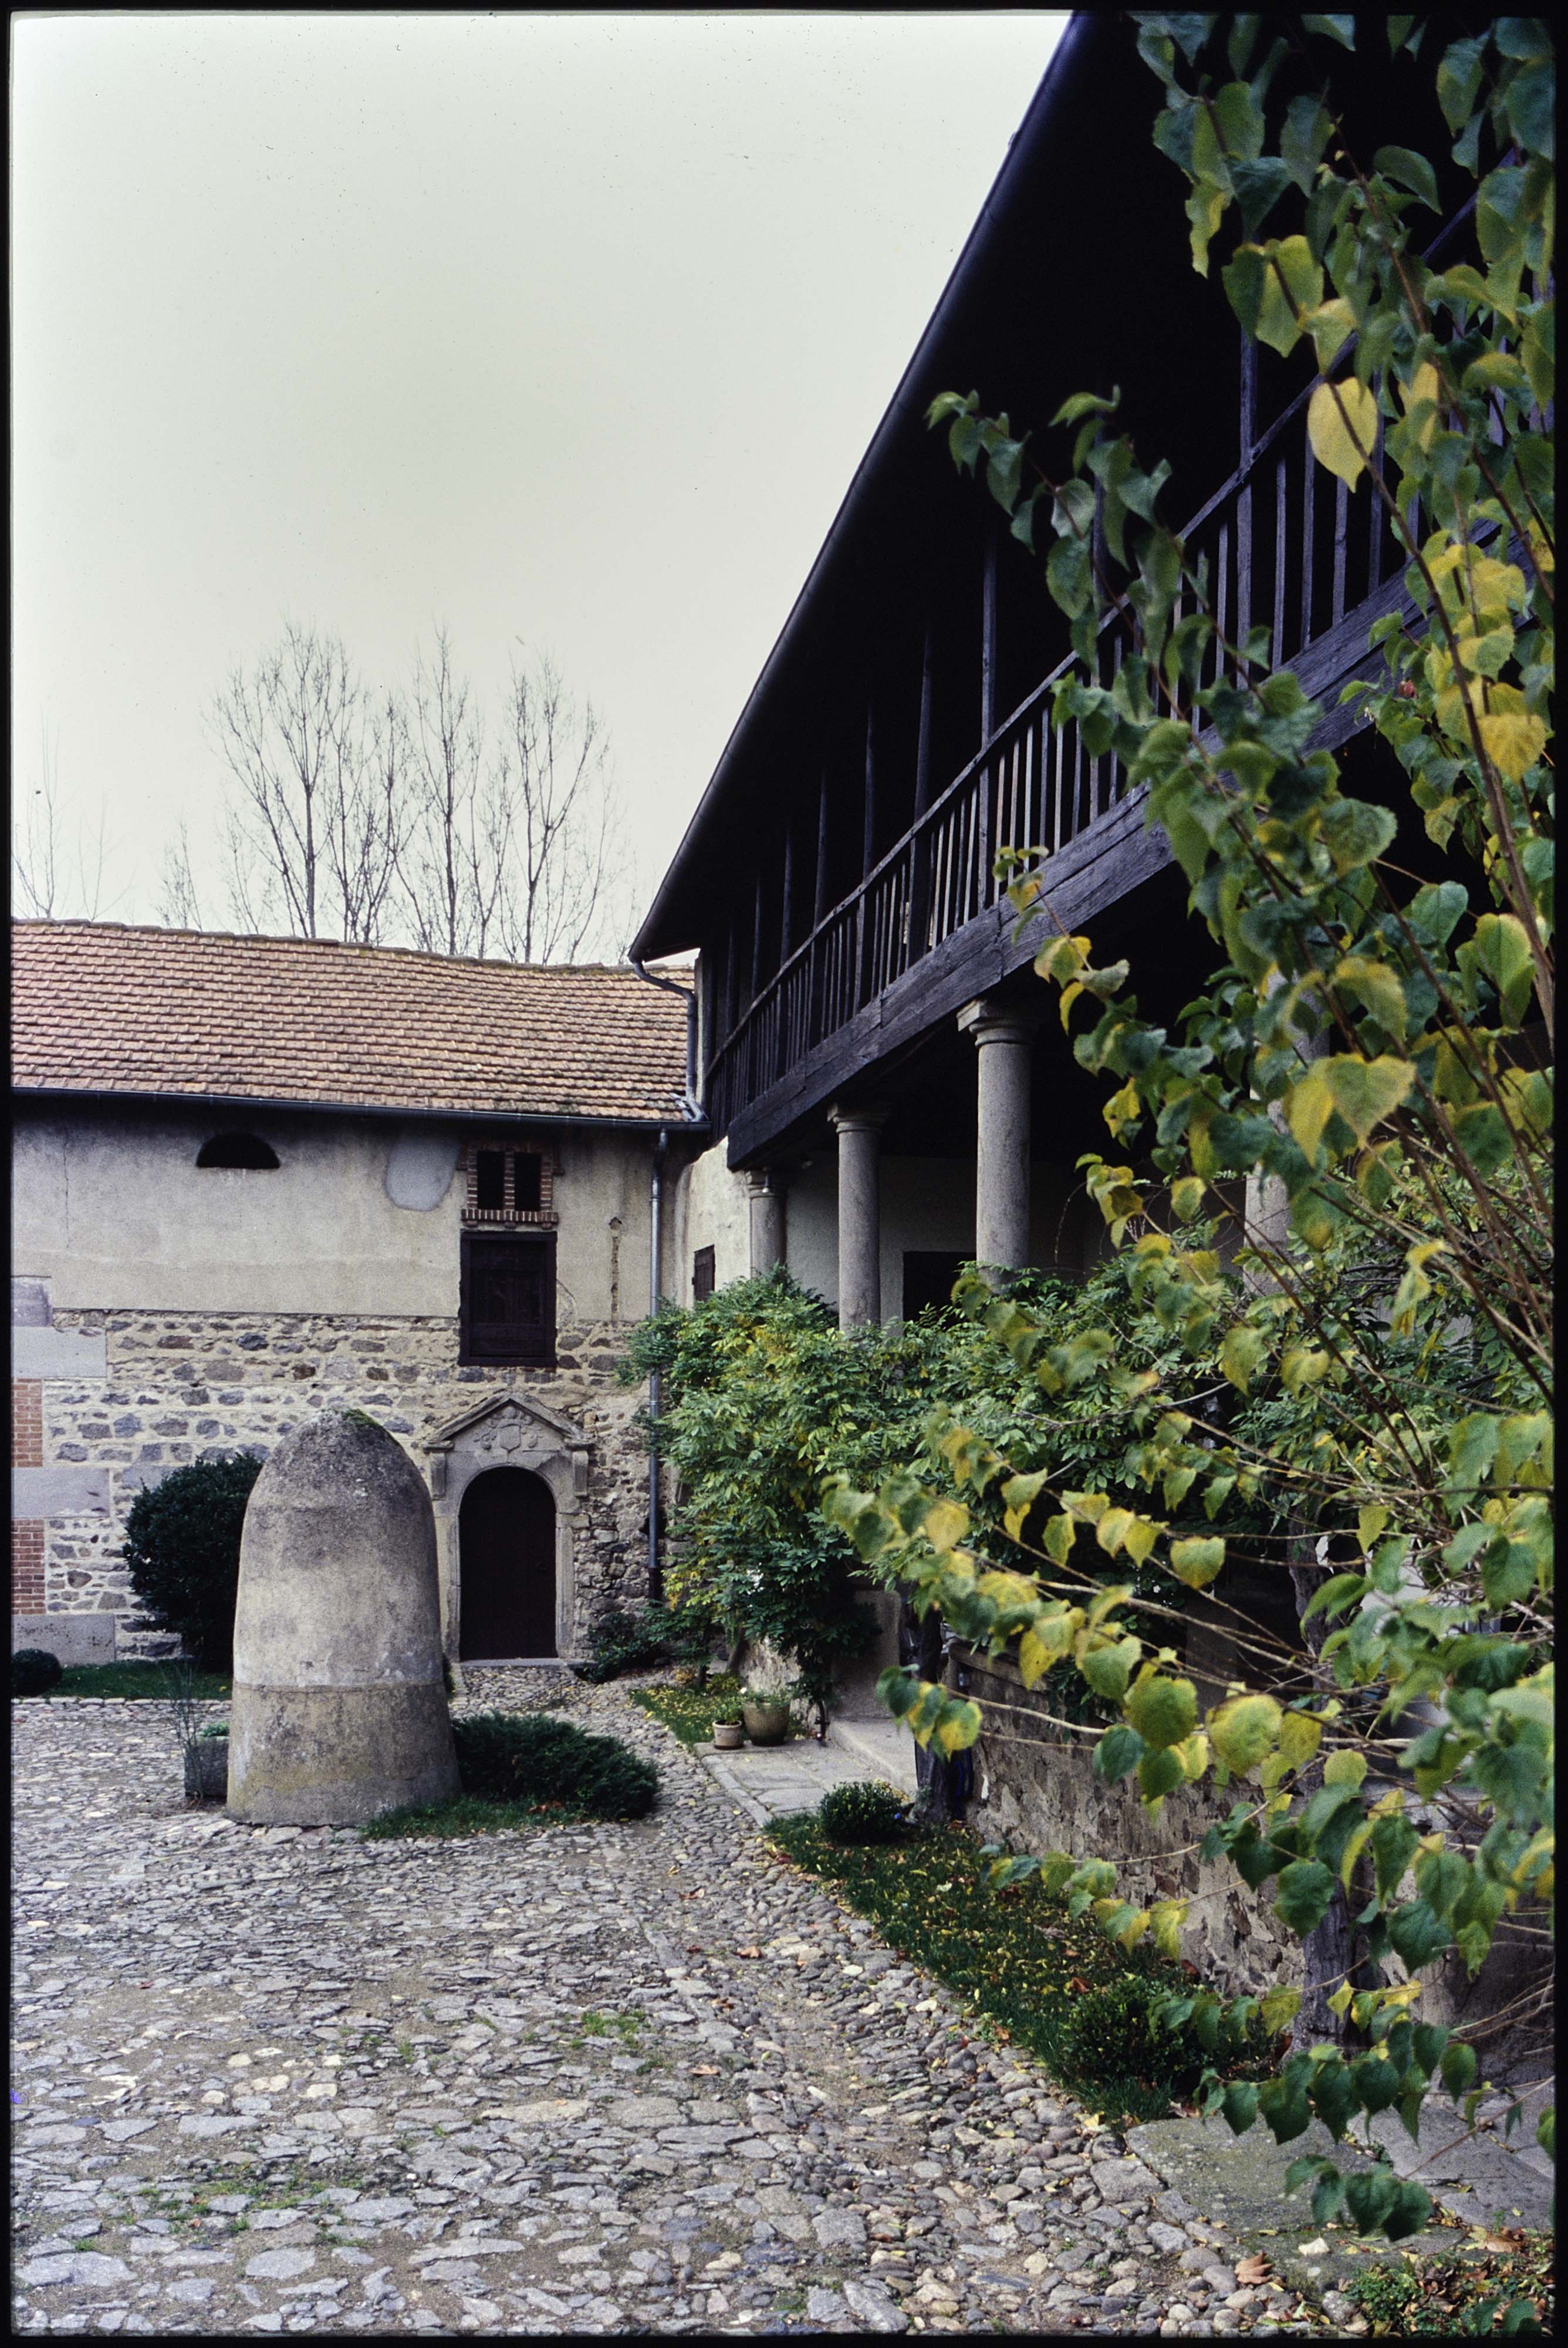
top-left (958, 1647), bottom-right (1303, 2003)
top-left (27, 1303), bottom-right (654, 1658)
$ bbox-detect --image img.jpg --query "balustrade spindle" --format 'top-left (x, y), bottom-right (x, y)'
top-left (1333, 477), bottom-right (1350, 623)
top-left (1273, 454), bottom-right (1288, 668)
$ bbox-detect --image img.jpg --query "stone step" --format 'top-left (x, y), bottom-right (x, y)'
top-left (824, 1714), bottom-right (919, 1797)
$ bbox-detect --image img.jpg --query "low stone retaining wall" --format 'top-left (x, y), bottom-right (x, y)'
top-left (958, 1647), bottom-right (1302, 2003)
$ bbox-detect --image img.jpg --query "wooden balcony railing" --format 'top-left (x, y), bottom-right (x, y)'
top-left (703, 351), bottom-right (1421, 1139)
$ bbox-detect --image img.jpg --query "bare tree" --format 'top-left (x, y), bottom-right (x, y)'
top-left (392, 629), bottom-right (512, 959)
top-left (156, 817), bottom-right (205, 930)
top-left (197, 623), bottom-right (628, 962)
top-left (494, 648), bottom-right (630, 963)
top-left (206, 622), bottom-right (400, 944)
top-left (12, 720), bottom-right (120, 920)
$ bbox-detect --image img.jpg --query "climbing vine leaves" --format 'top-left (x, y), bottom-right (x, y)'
top-left (827, 14), bottom-right (1553, 2243)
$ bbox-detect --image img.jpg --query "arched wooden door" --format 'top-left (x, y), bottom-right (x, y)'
top-left (458, 1468), bottom-right (557, 1660)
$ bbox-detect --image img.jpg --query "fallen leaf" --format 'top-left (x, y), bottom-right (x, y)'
top-left (690, 2064), bottom-right (718, 2076)
top-left (1235, 2255), bottom-right (1272, 2286)
top-left (1066, 1976), bottom-right (1092, 1994)
top-left (735, 1948), bottom-right (762, 1960)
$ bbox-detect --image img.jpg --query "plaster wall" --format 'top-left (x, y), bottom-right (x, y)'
top-left (670, 1141), bottom-right (751, 1304)
top-left (13, 1105), bottom-right (661, 1324)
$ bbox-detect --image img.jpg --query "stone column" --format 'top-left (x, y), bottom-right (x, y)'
top-left (829, 1105), bottom-right (886, 1327)
top-left (958, 998), bottom-right (1036, 1274)
top-left (746, 1169), bottom-right (787, 1276)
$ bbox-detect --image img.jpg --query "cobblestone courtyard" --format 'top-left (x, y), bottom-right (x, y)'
top-left (13, 1678), bottom-right (1314, 2336)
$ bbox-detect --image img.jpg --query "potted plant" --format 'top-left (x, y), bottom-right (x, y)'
top-left (184, 1720), bottom-right (229, 1804)
top-left (711, 1706), bottom-right (744, 1751)
top-left (739, 1685), bottom-right (790, 1746)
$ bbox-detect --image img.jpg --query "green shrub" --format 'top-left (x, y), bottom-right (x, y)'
top-left (819, 1779), bottom-right (909, 1846)
top-left (12, 1648), bottom-right (64, 1698)
top-left (576, 1601), bottom-right (717, 1685)
top-left (452, 1711), bottom-right (658, 1820)
top-left (1057, 1973), bottom-right (1246, 2117)
top-left (121, 1453), bottom-right (263, 1671)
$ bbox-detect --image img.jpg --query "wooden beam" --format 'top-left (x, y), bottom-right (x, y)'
top-left (750, 871), bottom-right (764, 1003)
top-left (861, 700), bottom-right (877, 875)
top-left (981, 534), bottom-right (998, 744)
top-left (813, 768), bottom-right (829, 930)
top-left (914, 616), bottom-right (934, 820)
top-left (780, 814), bottom-right (795, 964)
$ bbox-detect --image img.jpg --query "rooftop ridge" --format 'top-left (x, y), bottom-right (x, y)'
top-left (9, 916), bottom-right (690, 985)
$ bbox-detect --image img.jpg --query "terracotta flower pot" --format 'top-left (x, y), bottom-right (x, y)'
top-left (712, 1721), bottom-right (744, 1750)
top-left (741, 1699), bottom-right (790, 1747)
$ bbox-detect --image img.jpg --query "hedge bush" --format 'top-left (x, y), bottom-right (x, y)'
top-left (12, 1648), bottom-right (64, 1698)
top-left (121, 1453), bottom-right (263, 1671)
top-left (452, 1711), bottom-right (658, 1820)
top-left (819, 1780), bottom-right (909, 1846)
top-left (1056, 1972), bottom-right (1266, 2118)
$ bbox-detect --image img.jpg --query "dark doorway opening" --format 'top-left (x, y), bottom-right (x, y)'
top-left (458, 1467), bottom-right (557, 1660)
top-left (901, 1250), bottom-right (969, 1320)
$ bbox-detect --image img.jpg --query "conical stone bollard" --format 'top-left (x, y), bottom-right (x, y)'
top-left (227, 1409), bottom-right (459, 1826)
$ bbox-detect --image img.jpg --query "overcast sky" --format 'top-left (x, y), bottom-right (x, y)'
top-left (12, 9), bottom-right (1067, 947)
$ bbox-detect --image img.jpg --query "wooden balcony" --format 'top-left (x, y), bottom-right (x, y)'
top-left (708, 356), bottom-right (1421, 1168)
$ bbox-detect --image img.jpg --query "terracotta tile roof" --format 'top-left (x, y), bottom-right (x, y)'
top-left (11, 922), bottom-right (693, 1126)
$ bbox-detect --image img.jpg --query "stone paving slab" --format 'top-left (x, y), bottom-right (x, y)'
top-left (13, 1676), bottom-right (1324, 2337)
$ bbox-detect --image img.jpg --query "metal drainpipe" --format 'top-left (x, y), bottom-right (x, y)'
top-left (647, 1125), bottom-right (668, 1601)
top-left (631, 959), bottom-right (699, 1118)
top-left (630, 957), bottom-right (704, 1604)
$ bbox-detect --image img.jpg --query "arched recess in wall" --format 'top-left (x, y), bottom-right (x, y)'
top-left (197, 1132), bottom-right (280, 1169)
top-left (458, 1466), bottom-right (557, 1661)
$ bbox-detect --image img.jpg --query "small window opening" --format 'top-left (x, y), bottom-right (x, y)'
top-left (692, 1245), bottom-right (716, 1302)
top-left (512, 1153), bottom-right (543, 1213)
top-left (197, 1132), bottom-right (279, 1170)
top-left (462, 1139), bottom-right (553, 1224)
top-left (475, 1149), bottom-right (506, 1212)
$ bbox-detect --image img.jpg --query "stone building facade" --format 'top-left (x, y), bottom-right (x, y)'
top-left (11, 921), bottom-right (700, 1665)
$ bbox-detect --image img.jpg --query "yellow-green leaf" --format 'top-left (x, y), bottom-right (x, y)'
top-left (1126, 1668), bottom-right (1199, 1750)
top-left (1221, 1324), bottom-right (1268, 1394)
top-left (923, 1499), bottom-right (969, 1554)
top-left (1150, 1898), bottom-right (1189, 1959)
top-left (1324, 1055), bottom-right (1416, 1145)
top-left (1170, 1535), bottom-right (1226, 1589)
top-left (934, 1698), bottom-right (982, 1756)
top-left (1211, 1692), bottom-right (1283, 1775)
top-left (1018, 1628), bottom-right (1051, 1689)
top-left (1171, 1174), bottom-right (1208, 1222)
top-left (1278, 1710), bottom-right (1323, 1772)
top-left (1477, 707), bottom-right (1549, 782)
top-left (1334, 956), bottom-right (1410, 1038)
top-left (1121, 1515), bottom-right (1165, 1567)
top-left (1308, 375), bottom-right (1378, 486)
top-left (1324, 1749), bottom-right (1369, 1787)
top-left (1260, 1985), bottom-right (1302, 2036)
top-left (1096, 1506), bottom-right (1136, 1557)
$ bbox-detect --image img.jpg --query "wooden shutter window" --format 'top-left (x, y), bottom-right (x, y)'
top-left (692, 1245), bottom-right (716, 1303)
top-left (461, 1229), bottom-right (557, 1365)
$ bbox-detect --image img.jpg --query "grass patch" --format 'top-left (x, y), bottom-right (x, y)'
top-left (631, 1674), bottom-right (745, 1746)
top-left (361, 1793), bottom-right (571, 1840)
top-left (39, 1662), bottom-right (232, 1701)
top-left (766, 1810), bottom-right (1260, 2127)
top-left (573, 2009), bottom-right (645, 2047)
top-left (1346, 2232), bottom-right (1553, 2334)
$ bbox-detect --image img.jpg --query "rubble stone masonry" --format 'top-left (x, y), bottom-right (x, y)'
top-left (33, 1307), bottom-right (651, 1652)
